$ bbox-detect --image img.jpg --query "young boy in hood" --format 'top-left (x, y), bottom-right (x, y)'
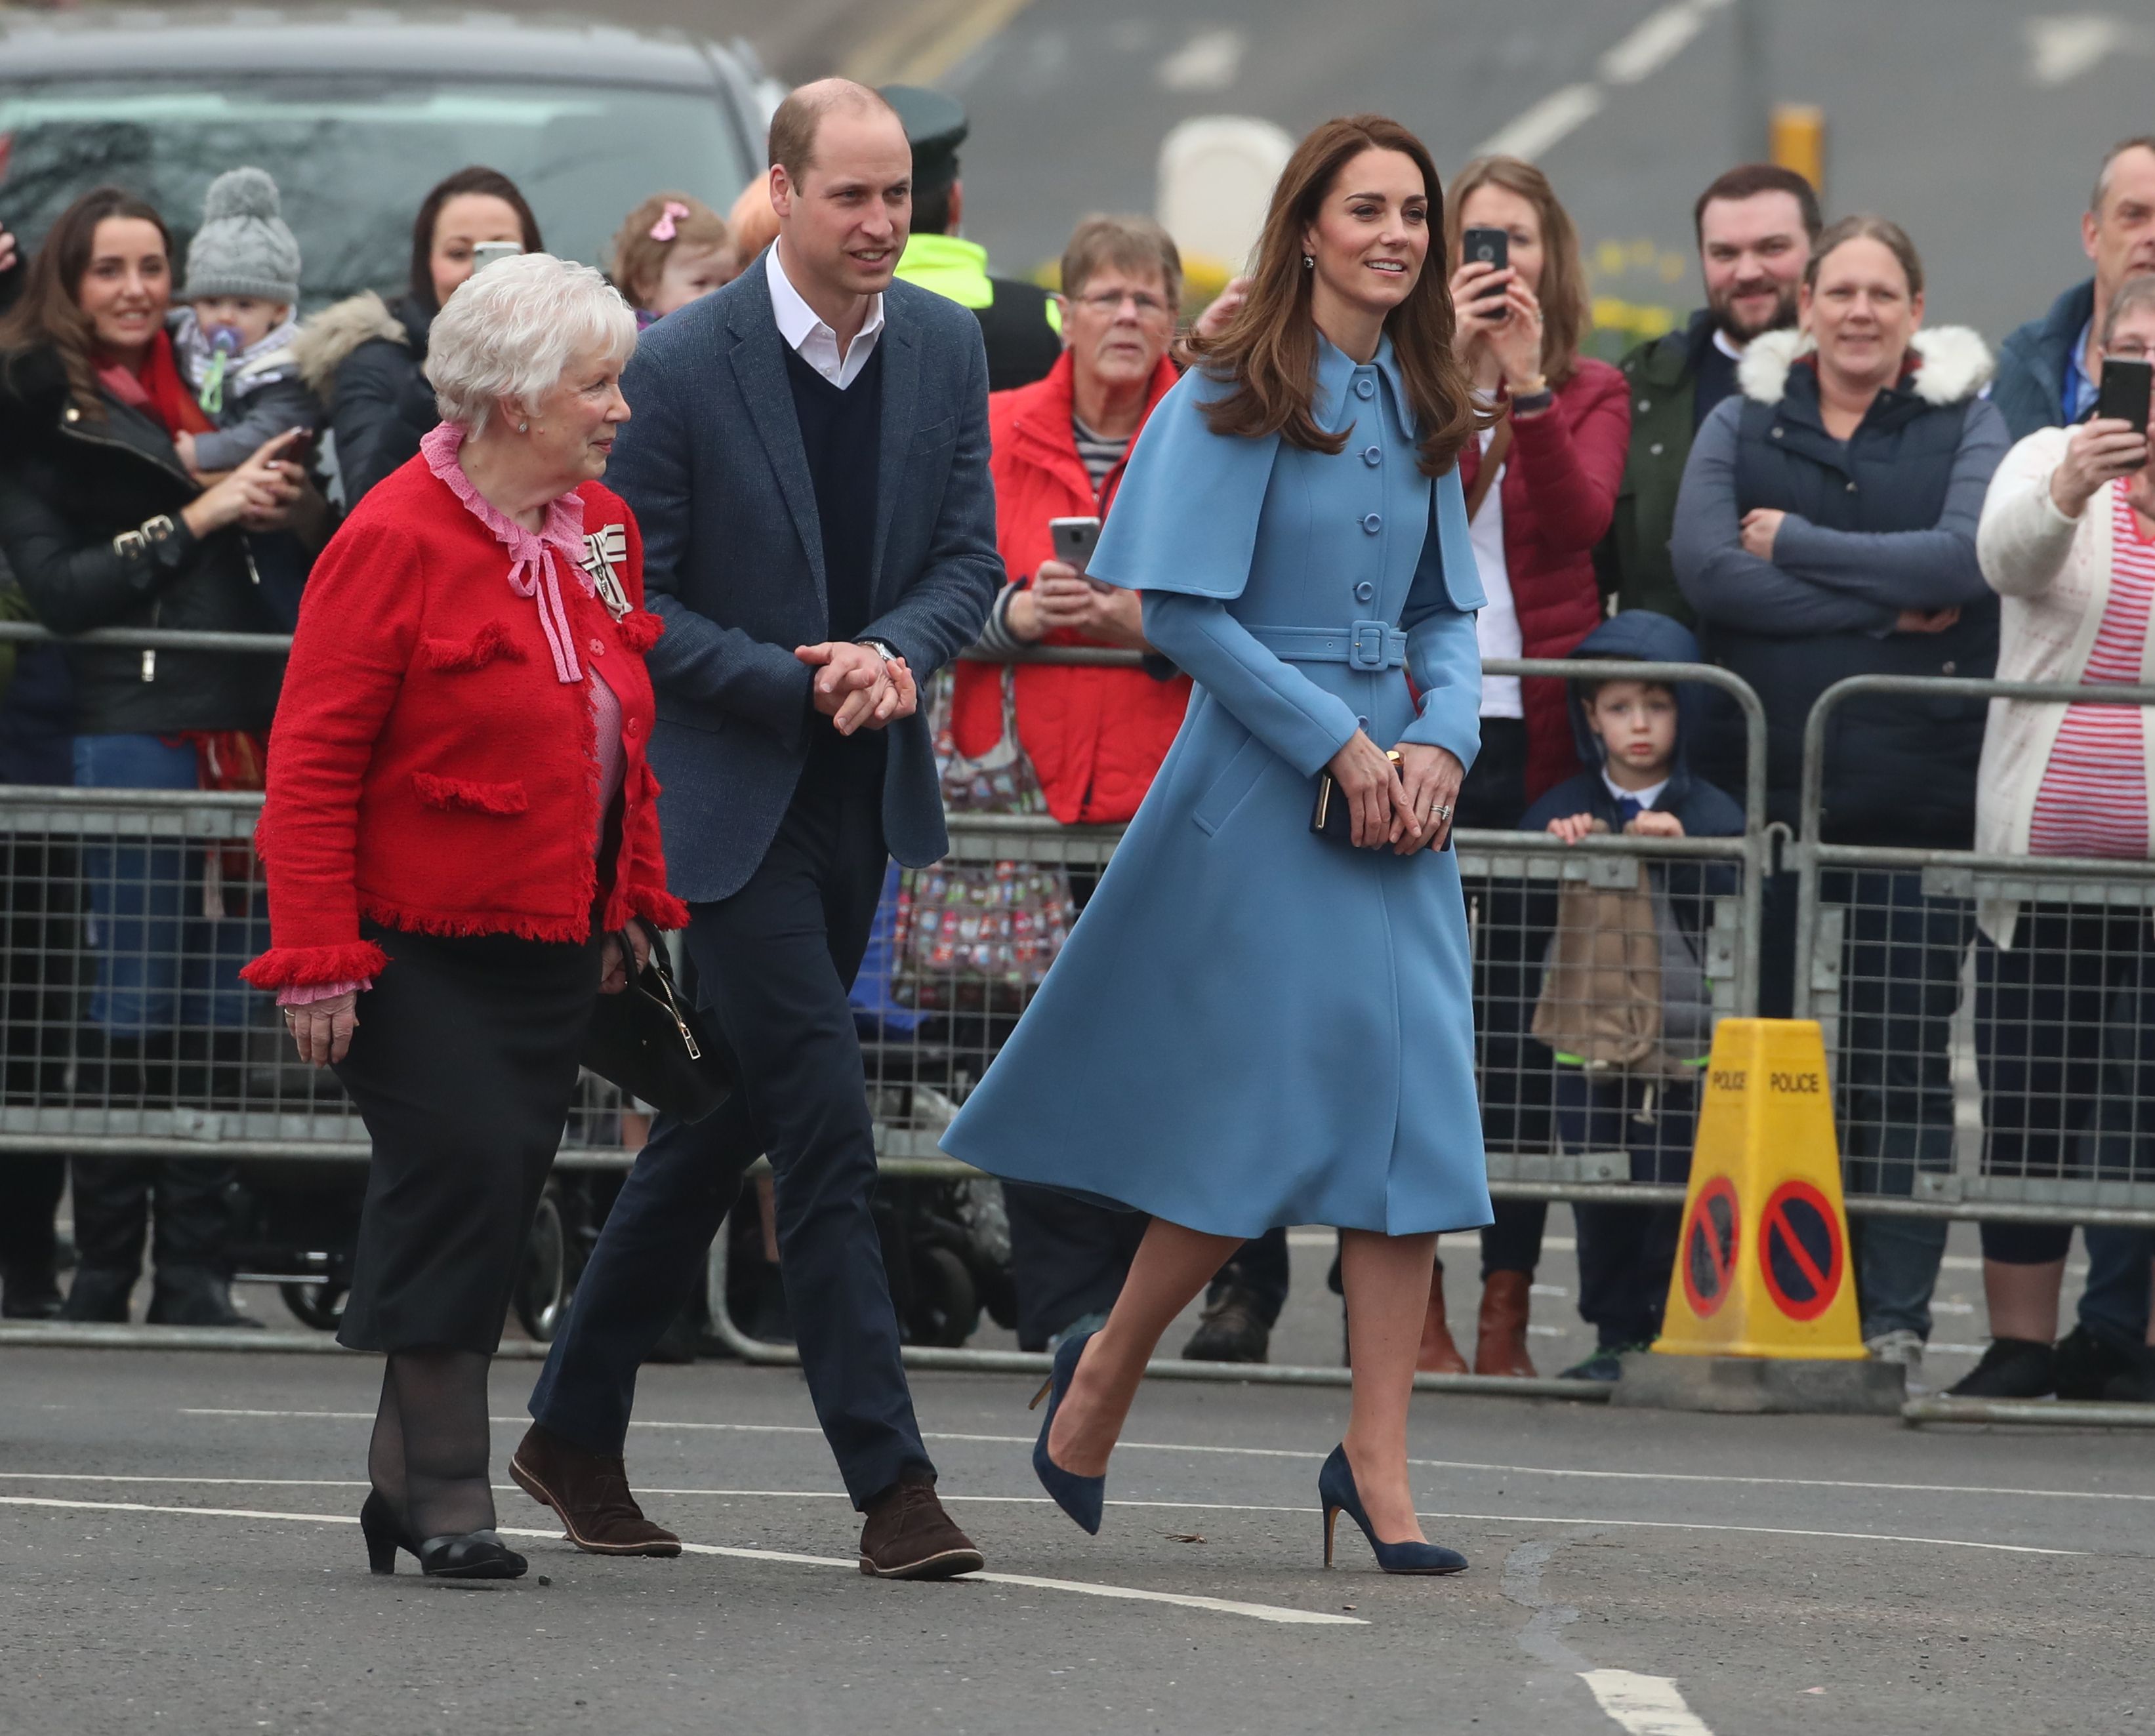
top-left (1519, 611), bottom-right (1744, 1380)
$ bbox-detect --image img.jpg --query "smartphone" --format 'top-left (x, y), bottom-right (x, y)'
top-left (471, 240), bottom-right (522, 276)
top-left (2097, 356), bottom-right (2152, 434)
top-left (278, 427), bottom-right (318, 470)
top-left (1049, 515), bottom-right (1102, 569)
top-left (1461, 226), bottom-right (1510, 319)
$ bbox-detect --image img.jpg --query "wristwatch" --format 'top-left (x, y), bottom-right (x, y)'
top-left (854, 638), bottom-right (902, 668)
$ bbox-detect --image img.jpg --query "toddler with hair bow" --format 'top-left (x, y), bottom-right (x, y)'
top-left (607, 192), bottom-right (740, 327)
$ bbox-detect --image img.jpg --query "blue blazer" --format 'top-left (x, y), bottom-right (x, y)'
top-left (604, 254), bottom-right (1003, 902)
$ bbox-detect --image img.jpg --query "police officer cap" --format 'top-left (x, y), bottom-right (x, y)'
top-left (880, 85), bottom-right (968, 189)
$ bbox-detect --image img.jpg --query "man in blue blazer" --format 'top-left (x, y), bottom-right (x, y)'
top-left (512, 80), bottom-right (1002, 1579)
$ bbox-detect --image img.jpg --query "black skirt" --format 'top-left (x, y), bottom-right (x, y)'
top-left (333, 918), bottom-right (605, 1354)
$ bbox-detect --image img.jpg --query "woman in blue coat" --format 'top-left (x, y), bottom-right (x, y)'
top-left (941, 115), bottom-right (1492, 1574)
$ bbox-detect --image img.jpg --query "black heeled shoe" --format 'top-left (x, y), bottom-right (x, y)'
top-left (360, 1487), bottom-right (413, 1575)
top-left (417, 1530), bottom-right (527, 1579)
top-left (359, 1489), bottom-right (527, 1579)
top-left (1029, 1329), bottom-right (1105, 1535)
top-left (1318, 1444), bottom-right (1466, 1575)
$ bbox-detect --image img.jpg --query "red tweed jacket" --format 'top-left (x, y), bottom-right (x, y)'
top-left (241, 454), bottom-right (689, 991)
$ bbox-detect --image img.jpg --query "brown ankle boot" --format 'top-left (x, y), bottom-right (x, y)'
top-left (1473, 1271), bottom-right (1538, 1377)
top-left (1416, 1265), bottom-right (1467, 1374)
top-left (509, 1422), bottom-right (682, 1556)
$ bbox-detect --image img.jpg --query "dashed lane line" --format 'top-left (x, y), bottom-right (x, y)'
top-left (175, 1411), bottom-right (2155, 1506)
top-left (1580, 1668), bottom-right (1717, 1735)
top-left (1, 1479), bottom-right (2082, 1557)
top-left (0, 1493), bottom-right (1364, 1626)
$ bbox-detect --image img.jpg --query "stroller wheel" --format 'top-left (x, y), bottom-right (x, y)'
top-left (280, 1281), bottom-right (346, 1332)
top-left (516, 1187), bottom-right (570, 1342)
top-left (909, 1245), bottom-right (979, 1348)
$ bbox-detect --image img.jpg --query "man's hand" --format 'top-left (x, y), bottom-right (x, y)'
top-left (285, 991), bottom-right (359, 1067)
top-left (1895, 606), bottom-right (1961, 634)
top-left (1391, 742), bottom-right (1464, 854)
top-left (1625, 810), bottom-right (1686, 838)
top-left (2051, 415), bottom-right (2149, 517)
top-left (1546, 813), bottom-right (1610, 846)
top-left (1740, 507), bottom-right (1787, 560)
top-left (795, 641), bottom-right (907, 733)
top-left (1011, 559), bottom-right (1148, 649)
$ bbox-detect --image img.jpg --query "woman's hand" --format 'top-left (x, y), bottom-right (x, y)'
top-left (600, 922), bottom-right (654, 995)
top-left (1391, 742), bottom-right (1464, 855)
top-left (2051, 415), bottom-right (2149, 517)
top-left (1740, 507), bottom-right (1787, 560)
top-left (180, 429), bottom-right (306, 538)
top-left (1451, 262), bottom-right (1543, 391)
top-left (285, 990), bottom-right (359, 1067)
top-left (1326, 730), bottom-right (1399, 849)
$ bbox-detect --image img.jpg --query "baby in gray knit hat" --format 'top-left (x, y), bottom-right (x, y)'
top-left (169, 166), bottom-right (321, 475)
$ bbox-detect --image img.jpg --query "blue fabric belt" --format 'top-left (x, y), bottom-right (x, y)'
top-left (1245, 620), bottom-right (1410, 672)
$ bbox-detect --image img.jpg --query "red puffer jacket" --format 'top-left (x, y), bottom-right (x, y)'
top-left (1457, 356), bottom-right (1630, 800)
top-left (241, 455), bottom-right (688, 990)
top-left (952, 350), bottom-right (1190, 824)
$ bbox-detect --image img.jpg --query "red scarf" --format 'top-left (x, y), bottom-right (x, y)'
top-left (93, 328), bottom-right (215, 440)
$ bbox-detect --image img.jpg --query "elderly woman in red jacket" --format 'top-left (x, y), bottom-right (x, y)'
top-left (242, 254), bottom-right (686, 1581)
top-left (1441, 156), bottom-right (1630, 1378)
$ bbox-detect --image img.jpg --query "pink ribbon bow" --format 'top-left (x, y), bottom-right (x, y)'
top-left (649, 201), bottom-right (691, 242)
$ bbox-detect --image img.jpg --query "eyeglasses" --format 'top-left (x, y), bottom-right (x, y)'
top-left (1070, 289), bottom-right (1174, 318)
top-left (2108, 341), bottom-right (2154, 359)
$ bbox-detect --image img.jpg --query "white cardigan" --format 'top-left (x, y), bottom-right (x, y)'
top-left (1974, 424), bottom-right (2155, 945)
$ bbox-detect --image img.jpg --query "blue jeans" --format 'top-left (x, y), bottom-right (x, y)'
top-left (73, 734), bottom-right (264, 1035)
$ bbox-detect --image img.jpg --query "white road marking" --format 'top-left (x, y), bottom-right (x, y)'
top-left (0, 1493), bottom-right (1363, 1626)
top-left (1156, 27), bottom-right (1246, 92)
top-left (1473, 83), bottom-right (1604, 161)
top-left (1597, 0), bottom-right (1728, 85)
top-left (3, 1480), bottom-right (2081, 1558)
top-left (1580, 1669), bottom-right (1716, 1735)
top-left (176, 1410), bottom-right (2155, 1505)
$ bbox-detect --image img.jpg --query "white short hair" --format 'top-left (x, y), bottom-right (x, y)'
top-left (425, 252), bottom-right (638, 435)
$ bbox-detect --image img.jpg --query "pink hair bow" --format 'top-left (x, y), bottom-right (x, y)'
top-left (649, 201), bottom-right (691, 242)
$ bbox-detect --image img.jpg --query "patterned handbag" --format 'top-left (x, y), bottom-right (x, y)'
top-left (893, 668), bottom-right (1074, 1011)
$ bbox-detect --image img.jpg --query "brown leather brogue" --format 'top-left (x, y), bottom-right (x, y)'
top-left (509, 1421), bottom-right (682, 1556)
top-left (857, 1474), bottom-right (983, 1580)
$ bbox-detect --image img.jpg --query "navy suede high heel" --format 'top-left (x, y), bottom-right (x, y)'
top-left (1029, 1329), bottom-right (1105, 1535)
top-left (1318, 1444), bottom-right (1466, 1575)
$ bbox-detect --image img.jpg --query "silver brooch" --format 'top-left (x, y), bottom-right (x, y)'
top-left (582, 523), bottom-right (631, 619)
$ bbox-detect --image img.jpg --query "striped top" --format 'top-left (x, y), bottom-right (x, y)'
top-left (2028, 481), bottom-right (2155, 858)
top-left (1072, 415), bottom-right (1130, 494)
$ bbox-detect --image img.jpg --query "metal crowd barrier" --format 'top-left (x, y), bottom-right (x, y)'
top-left (1794, 675), bottom-right (2155, 1228)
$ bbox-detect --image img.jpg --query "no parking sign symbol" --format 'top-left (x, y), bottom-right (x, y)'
top-left (1759, 1179), bottom-right (1845, 1322)
top-left (1679, 1175), bottom-right (1739, 1320)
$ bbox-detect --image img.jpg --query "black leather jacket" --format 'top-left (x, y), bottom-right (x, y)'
top-left (0, 345), bottom-right (285, 736)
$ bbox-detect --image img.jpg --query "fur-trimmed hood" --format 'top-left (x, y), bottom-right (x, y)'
top-left (1737, 324), bottom-right (1994, 409)
top-left (291, 291), bottom-right (413, 397)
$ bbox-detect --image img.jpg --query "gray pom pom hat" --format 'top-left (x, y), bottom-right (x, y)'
top-left (181, 166), bottom-right (303, 306)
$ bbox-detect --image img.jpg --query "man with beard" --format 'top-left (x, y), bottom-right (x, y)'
top-left (1599, 164), bottom-right (1820, 622)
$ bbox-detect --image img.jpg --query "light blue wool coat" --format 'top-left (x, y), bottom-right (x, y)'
top-left (939, 336), bottom-right (1494, 1238)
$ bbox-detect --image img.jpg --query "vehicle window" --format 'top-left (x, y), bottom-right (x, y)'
top-left (0, 78), bottom-right (753, 304)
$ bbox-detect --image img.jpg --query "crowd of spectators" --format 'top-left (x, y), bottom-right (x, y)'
top-left (0, 89), bottom-right (2151, 1404)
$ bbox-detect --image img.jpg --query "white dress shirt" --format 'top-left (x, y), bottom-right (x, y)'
top-left (767, 243), bottom-right (884, 390)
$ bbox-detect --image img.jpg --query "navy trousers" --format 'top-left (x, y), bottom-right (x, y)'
top-left (1556, 1069), bottom-right (1696, 1349)
top-left (529, 748), bottom-right (932, 1507)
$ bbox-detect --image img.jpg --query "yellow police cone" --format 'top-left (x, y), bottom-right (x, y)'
top-left (1652, 1018), bottom-right (1866, 1360)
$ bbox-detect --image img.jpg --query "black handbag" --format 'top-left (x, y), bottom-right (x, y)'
top-left (581, 936), bottom-right (733, 1123)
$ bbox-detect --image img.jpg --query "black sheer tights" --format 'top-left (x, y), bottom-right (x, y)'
top-left (367, 1348), bottom-right (497, 1541)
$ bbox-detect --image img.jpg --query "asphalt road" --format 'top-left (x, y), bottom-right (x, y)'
top-left (3, 1333), bottom-right (2150, 1736)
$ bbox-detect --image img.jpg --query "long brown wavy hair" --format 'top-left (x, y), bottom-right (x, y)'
top-left (0, 186), bottom-right (173, 419)
top-left (1193, 115), bottom-right (1477, 475)
top-left (1445, 154), bottom-right (1591, 386)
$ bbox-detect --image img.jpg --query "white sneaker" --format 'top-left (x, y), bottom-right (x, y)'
top-left (1866, 1327), bottom-right (1927, 1396)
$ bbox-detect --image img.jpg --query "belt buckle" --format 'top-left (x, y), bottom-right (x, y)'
top-left (1347, 620), bottom-right (1389, 671)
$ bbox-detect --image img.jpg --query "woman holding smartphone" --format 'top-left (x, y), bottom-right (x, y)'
top-left (1441, 157), bottom-right (1631, 1379)
top-left (944, 114), bottom-right (1492, 1575)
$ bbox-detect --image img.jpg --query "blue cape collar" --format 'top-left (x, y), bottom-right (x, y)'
top-left (1314, 331), bottom-right (1417, 447)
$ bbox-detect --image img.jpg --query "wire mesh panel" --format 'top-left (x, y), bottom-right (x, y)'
top-left (1461, 831), bottom-right (1745, 1197)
